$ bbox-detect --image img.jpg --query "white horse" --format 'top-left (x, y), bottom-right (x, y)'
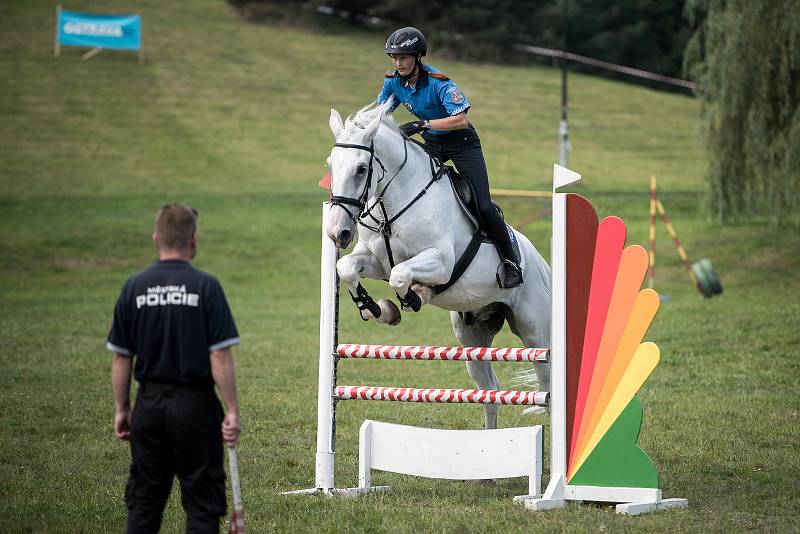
top-left (325, 101), bottom-right (551, 429)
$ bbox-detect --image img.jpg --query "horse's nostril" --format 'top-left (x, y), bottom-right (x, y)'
top-left (340, 229), bottom-right (352, 243)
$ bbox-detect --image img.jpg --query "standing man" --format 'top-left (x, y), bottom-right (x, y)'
top-left (107, 203), bottom-right (241, 533)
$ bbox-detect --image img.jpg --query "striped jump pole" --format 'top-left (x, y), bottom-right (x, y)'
top-left (336, 344), bottom-right (550, 362)
top-left (649, 176), bottom-right (657, 289)
top-left (655, 195), bottom-right (700, 291)
top-left (335, 386), bottom-right (549, 406)
top-left (649, 175), bottom-right (702, 294)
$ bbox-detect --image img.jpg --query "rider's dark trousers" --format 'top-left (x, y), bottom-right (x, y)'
top-left (125, 382), bottom-right (226, 534)
top-left (422, 126), bottom-right (519, 263)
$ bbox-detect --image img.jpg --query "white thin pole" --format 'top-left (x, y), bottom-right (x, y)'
top-left (550, 191), bottom-right (567, 482)
top-left (549, 164), bottom-right (581, 485)
top-left (315, 203), bottom-right (338, 490)
top-left (227, 447), bottom-right (243, 510)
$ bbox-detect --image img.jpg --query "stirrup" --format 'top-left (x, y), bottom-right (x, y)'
top-left (496, 260), bottom-right (524, 289)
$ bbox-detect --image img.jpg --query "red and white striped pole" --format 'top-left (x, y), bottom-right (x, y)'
top-left (337, 344), bottom-right (549, 362)
top-left (335, 386), bottom-right (549, 406)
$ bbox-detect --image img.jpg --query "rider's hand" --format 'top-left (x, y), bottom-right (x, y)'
top-left (399, 120), bottom-right (430, 136)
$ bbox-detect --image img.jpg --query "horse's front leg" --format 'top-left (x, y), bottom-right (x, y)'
top-left (337, 242), bottom-right (401, 325)
top-left (388, 247), bottom-right (450, 312)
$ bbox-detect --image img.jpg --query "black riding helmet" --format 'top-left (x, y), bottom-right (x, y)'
top-left (385, 27), bottom-right (427, 56)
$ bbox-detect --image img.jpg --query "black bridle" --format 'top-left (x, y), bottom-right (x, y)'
top-left (329, 137), bottom-right (442, 242)
top-left (328, 142), bottom-right (383, 221)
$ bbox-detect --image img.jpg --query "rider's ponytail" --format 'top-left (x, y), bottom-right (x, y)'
top-left (420, 64), bottom-right (450, 81)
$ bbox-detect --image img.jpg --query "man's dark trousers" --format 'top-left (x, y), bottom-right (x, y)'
top-left (125, 382), bottom-right (226, 534)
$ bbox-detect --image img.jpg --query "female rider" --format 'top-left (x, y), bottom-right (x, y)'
top-left (377, 26), bottom-right (524, 289)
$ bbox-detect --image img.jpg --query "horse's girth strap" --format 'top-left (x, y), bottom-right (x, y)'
top-left (433, 228), bottom-right (484, 295)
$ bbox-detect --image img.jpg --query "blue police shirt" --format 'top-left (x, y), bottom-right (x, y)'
top-left (377, 64), bottom-right (470, 136)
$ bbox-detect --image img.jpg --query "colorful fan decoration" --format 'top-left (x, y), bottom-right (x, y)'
top-left (564, 194), bottom-right (660, 488)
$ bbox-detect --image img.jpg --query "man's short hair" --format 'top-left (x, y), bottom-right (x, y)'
top-left (154, 203), bottom-right (198, 250)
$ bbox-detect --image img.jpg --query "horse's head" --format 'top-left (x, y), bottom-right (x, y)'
top-left (325, 101), bottom-right (390, 249)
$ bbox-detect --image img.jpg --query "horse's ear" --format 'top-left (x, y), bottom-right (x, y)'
top-left (329, 109), bottom-right (344, 139)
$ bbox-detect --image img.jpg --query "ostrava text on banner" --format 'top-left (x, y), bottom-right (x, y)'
top-left (57, 10), bottom-right (141, 50)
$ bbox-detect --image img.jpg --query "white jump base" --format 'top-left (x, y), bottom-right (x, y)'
top-left (354, 420), bottom-right (543, 499)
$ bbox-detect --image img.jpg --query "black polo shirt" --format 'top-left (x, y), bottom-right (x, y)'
top-left (107, 260), bottom-right (239, 386)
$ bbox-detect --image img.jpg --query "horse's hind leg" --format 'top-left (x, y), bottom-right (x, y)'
top-left (507, 284), bottom-right (552, 394)
top-left (450, 308), bottom-right (504, 430)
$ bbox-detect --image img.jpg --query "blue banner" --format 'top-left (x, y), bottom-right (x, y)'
top-left (57, 10), bottom-right (141, 50)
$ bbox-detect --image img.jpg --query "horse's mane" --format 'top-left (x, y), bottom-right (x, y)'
top-left (344, 102), bottom-right (400, 138)
top-left (343, 102), bottom-right (430, 161)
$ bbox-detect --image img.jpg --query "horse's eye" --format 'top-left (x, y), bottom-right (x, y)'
top-left (356, 164), bottom-right (368, 175)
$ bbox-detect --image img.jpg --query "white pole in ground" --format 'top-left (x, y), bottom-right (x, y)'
top-left (281, 202), bottom-right (342, 496)
top-left (526, 164), bottom-right (581, 510)
top-left (550, 184), bottom-right (567, 483)
top-left (315, 202), bottom-right (338, 491)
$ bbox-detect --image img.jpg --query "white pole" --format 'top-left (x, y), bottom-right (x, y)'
top-left (227, 447), bottom-right (243, 510)
top-left (315, 203), bottom-right (338, 490)
top-left (558, 120), bottom-right (570, 168)
top-left (550, 190), bottom-right (567, 482)
top-left (537, 164), bottom-right (581, 507)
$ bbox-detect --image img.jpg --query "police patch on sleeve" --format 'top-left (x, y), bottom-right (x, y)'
top-left (449, 88), bottom-right (465, 104)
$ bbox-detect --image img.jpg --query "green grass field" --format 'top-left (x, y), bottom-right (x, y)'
top-left (1, 0), bottom-right (799, 532)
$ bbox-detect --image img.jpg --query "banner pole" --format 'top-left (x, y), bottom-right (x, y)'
top-left (81, 47), bottom-right (103, 61)
top-left (138, 16), bottom-right (144, 64)
top-left (54, 5), bottom-right (62, 58)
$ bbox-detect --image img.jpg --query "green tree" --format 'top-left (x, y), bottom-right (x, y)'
top-left (684, 0), bottom-right (800, 224)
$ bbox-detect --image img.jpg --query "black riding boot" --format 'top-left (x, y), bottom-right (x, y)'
top-left (496, 233), bottom-right (524, 289)
top-left (484, 211), bottom-right (524, 289)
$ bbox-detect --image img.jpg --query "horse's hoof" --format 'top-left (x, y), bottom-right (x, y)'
top-left (378, 299), bottom-right (401, 326)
